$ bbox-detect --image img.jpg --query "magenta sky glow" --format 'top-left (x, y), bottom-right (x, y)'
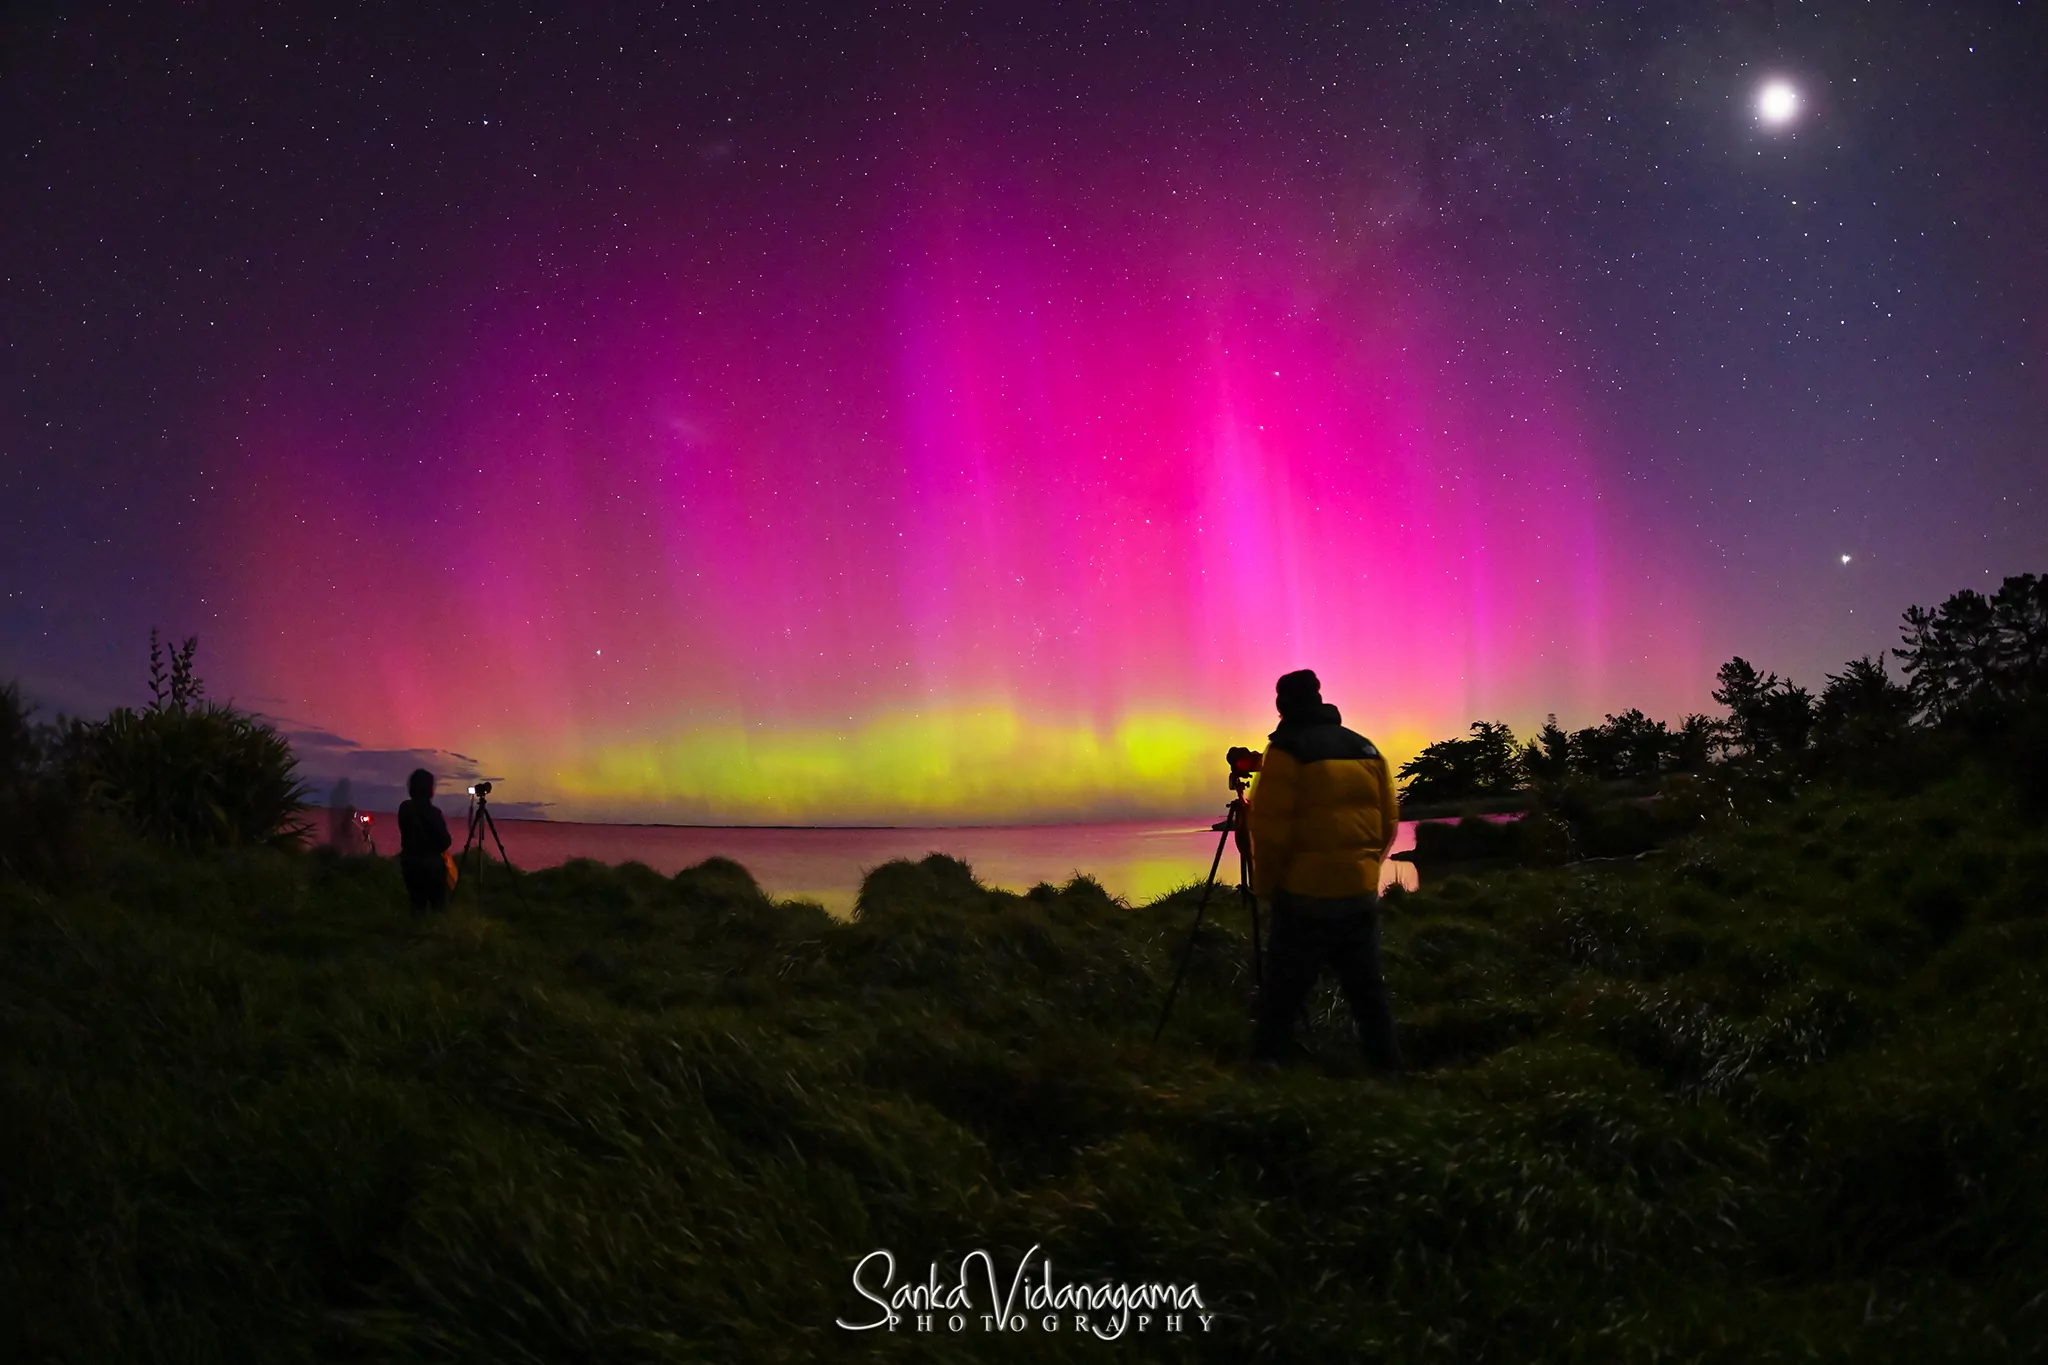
top-left (217, 143), bottom-right (1699, 822)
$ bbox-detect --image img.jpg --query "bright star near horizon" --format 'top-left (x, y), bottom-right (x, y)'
top-left (1758, 80), bottom-right (1800, 126)
top-left (1840, 554), bottom-right (1852, 564)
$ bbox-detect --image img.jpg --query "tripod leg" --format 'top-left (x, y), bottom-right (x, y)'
top-left (480, 804), bottom-right (516, 908)
top-left (1228, 798), bottom-right (1261, 988)
top-left (1152, 821), bottom-right (1233, 1045)
top-left (463, 802), bottom-right (485, 911)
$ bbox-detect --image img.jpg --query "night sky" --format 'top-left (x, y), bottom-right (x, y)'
top-left (3, 2), bottom-right (2044, 822)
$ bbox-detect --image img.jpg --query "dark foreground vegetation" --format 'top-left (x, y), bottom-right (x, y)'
top-left (4, 747), bottom-right (2048, 1360)
top-left (3, 582), bottom-right (2046, 1360)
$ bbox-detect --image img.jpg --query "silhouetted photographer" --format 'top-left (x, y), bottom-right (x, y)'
top-left (397, 767), bottom-right (453, 914)
top-left (1248, 670), bottom-right (1404, 1071)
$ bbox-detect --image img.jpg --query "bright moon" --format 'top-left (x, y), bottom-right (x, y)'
top-left (1758, 80), bottom-right (1800, 125)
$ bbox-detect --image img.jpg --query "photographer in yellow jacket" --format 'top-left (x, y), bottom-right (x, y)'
top-left (1246, 670), bottom-right (1404, 1071)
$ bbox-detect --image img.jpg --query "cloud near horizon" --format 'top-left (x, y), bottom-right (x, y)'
top-left (278, 722), bottom-right (554, 820)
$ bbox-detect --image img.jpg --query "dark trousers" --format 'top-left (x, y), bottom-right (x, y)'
top-left (400, 856), bottom-right (449, 914)
top-left (1252, 893), bottom-right (1402, 1069)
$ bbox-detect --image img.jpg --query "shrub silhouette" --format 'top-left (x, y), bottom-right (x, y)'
top-left (83, 702), bottom-right (312, 849)
top-left (77, 634), bottom-right (310, 850)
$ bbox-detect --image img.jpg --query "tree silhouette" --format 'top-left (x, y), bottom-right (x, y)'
top-left (1383, 570), bottom-right (2043, 812)
top-left (1396, 738), bottom-right (1476, 804)
top-left (1397, 721), bottom-right (1523, 804)
top-left (1466, 721), bottom-right (1522, 793)
top-left (1804, 655), bottom-right (1916, 774)
top-left (1601, 708), bottom-right (1670, 779)
top-left (1995, 573), bottom-right (2048, 694)
top-left (1712, 657), bottom-right (1812, 760)
top-left (1668, 714), bottom-right (1723, 771)
top-left (1897, 592), bottom-right (1999, 719)
top-left (1520, 715), bottom-right (1573, 784)
top-left (1568, 723), bottom-right (1626, 781)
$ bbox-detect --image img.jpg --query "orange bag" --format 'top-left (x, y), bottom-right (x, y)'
top-left (443, 851), bottom-right (460, 890)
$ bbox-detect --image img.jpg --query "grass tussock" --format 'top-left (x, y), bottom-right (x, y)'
top-left (4, 768), bottom-right (2048, 1362)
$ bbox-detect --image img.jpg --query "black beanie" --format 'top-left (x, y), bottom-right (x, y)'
top-left (1275, 669), bottom-right (1322, 720)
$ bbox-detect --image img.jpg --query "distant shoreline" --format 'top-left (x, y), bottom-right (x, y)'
top-left (312, 807), bottom-right (1216, 834)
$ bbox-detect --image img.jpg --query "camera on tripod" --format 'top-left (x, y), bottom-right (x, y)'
top-left (1155, 743), bottom-right (1268, 1043)
top-left (457, 780), bottom-right (513, 909)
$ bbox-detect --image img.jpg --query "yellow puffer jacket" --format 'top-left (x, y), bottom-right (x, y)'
top-left (1248, 708), bottom-right (1400, 899)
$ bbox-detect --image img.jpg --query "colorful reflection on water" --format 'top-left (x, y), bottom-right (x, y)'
top-left (329, 812), bottom-right (1423, 915)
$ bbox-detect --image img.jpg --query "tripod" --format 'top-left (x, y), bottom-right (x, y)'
top-left (1153, 762), bottom-right (1264, 1044)
top-left (460, 785), bottom-right (512, 912)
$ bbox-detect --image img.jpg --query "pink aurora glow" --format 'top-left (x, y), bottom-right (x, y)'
top-left (216, 151), bottom-right (1701, 823)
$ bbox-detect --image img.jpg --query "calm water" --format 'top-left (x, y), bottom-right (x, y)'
top-left (333, 811), bottom-right (1424, 915)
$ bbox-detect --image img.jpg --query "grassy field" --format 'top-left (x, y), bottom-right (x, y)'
top-left (4, 765), bottom-right (2047, 1362)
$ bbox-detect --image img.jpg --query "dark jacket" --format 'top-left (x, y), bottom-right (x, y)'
top-left (1248, 702), bottom-right (1400, 899)
top-left (396, 798), bottom-right (451, 867)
